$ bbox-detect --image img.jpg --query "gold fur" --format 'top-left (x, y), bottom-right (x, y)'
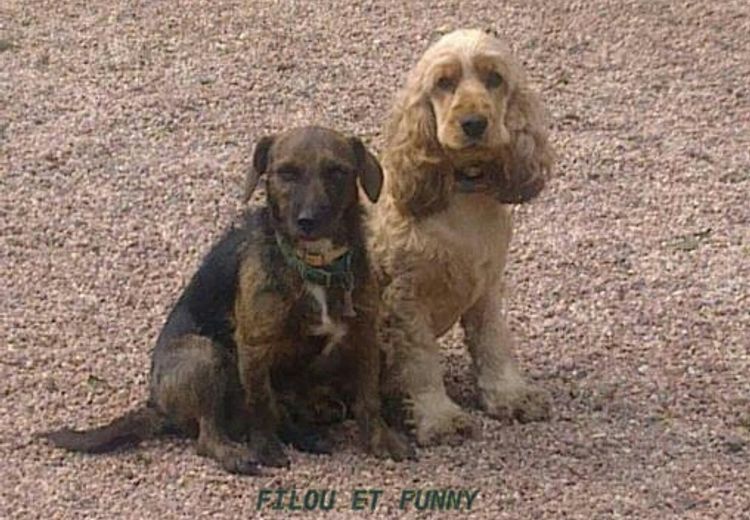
top-left (370, 29), bottom-right (555, 446)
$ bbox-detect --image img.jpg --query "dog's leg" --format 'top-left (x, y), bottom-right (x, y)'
top-left (151, 335), bottom-right (259, 475)
top-left (348, 307), bottom-right (414, 461)
top-left (275, 382), bottom-right (338, 455)
top-left (236, 343), bottom-right (289, 468)
top-left (461, 283), bottom-right (551, 422)
top-left (382, 280), bottom-right (478, 446)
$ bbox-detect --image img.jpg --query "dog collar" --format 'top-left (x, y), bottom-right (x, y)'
top-left (275, 233), bottom-right (355, 290)
top-left (455, 166), bottom-right (491, 193)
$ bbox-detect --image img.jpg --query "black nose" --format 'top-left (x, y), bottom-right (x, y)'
top-left (297, 217), bottom-right (318, 235)
top-left (460, 115), bottom-right (488, 139)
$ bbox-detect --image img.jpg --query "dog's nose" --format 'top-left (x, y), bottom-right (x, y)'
top-left (460, 115), bottom-right (488, 139)
top-left (297, 217), bottom-right (318, 236)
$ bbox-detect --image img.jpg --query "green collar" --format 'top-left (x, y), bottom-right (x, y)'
top-left (275, 233), bottom-right (355, 290)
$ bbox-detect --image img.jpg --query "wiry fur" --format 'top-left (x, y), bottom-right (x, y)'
top-left (44, 127), bottom-right (412, 473)
top-left (370, 29), bottom-right (555, 445)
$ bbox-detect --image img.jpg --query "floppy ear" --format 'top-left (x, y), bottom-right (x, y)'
top-left (349, 137), bottom-right (383, 203)
top-left (384, 93), bottom-right (453, 218)
top-left (244, 135), bottom-right (275, 202)
top-left (498, 85), bottom-right (554, 204)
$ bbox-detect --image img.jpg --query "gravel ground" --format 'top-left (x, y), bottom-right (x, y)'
top-left (2, 1), bottom-right (749, 518)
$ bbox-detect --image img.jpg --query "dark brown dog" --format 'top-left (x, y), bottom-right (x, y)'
top-left (45, 126), bottom-right (413, 473)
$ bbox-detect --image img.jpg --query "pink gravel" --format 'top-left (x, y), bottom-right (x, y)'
top-left (1, 1), bottom-right (748, 518)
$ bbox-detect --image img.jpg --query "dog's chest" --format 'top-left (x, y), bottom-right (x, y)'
top-left (425, 197), bottom-right (510, 269)
top-left (295, 283), bottom-right (349, 354)
top-left (418, 197), bottom-right (512, 330)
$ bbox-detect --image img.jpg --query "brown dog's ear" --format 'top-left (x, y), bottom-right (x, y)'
top-left (244, 135), bottom-right (275, 202)
top-left (498, 85), bottom-right (554, 204)
top-left (383, 93), bottom-right (453, 218)
top-left (349, 137), bottom-right (383, 203)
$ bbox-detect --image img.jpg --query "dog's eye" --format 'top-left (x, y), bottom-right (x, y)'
top-left (485, 71), bottom-right (503, 89)
top-left (435, 76), bottom-right (457, 92)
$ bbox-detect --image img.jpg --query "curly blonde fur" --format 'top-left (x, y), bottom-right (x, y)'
top-left (369, 29), bottom-right (555, 446)
top-left (383, 29), bottom-right (553, 218)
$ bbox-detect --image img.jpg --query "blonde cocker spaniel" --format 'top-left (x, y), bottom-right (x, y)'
top-left (369, 29), bottom-right (555, 445)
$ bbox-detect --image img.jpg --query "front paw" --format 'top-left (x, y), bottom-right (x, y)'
top-left (409, 395), bottom-right (479, 446)
top-left (196, 438), bottom-right (261, 476)
top-left (482, 382), bottom-right (551, 423)
top-left (251, 432), bottom-right (290, 468)
top-left (218, 445), bottom-right (262, 475)
top-left (368, 424), bottom-right (415, 461)
top-left (283, 426), bottom-right (333, 455)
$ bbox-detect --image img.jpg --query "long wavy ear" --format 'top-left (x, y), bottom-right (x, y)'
top-left (349, 137), bottom-right (383, 203)
top-left (244, 135), bottom-right (275, 202)
top-left (383, 91), bottom-right (453, 218)
top-left (497, 84), bottom-right (555, 204)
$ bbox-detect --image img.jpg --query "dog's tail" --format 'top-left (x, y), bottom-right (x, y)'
top-left (43, 406), bottom-right (168, 453)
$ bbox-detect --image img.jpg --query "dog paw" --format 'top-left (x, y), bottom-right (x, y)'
top-left (220, 446), bottom-right (261, 475)
top-left (291, 430), bottom-right (333, 455)
top-left (411, 401), bottom-right (479, 446)
top-left (252, 434), bottom-right (290, 468)
top-left (482, 382), bottom-right (551, 423)
top-left (197, 439), bottom-right (261, 476)
top-left (369, 425), bottom-right (416, 462)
